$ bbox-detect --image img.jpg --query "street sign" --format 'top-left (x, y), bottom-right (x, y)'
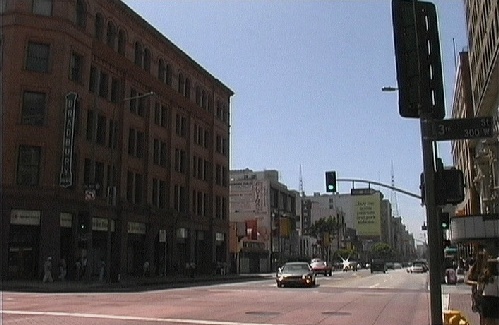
top-left (84, 189), bottom-right (96, 201)
top-left (428, 117), bottom-right (494, 141)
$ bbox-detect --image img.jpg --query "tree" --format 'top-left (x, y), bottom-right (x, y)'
top-left (371, 242), bottom-right (394, 260)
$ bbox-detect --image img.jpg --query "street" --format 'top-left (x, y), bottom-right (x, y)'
top-left (1, 269), bottom-right (475, 325)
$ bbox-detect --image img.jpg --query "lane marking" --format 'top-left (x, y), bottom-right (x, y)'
top-left (1, 310), bottom-right (290, 325)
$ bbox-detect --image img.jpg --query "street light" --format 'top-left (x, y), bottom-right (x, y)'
top-left (381, 86), bottom-right (398, 92)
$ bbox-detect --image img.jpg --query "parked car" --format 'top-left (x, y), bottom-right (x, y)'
top-left (407, 261), bottom-right (428, 273)
top-left (276, 262), bottom-right (316, 288)
top-left (310, 258), bottom-right (333, 276)
top-left (370, 259), bottom-right (387, 273)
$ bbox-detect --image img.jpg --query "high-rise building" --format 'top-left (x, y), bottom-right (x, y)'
top-left (1, 0), bottom-right (233, 280)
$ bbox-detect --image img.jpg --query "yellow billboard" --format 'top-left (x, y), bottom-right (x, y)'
top-left (355, 194), bottom-right (381, 237)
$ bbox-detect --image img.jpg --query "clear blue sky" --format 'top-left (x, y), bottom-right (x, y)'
top-left (122, 0), bottom-right (468, 241)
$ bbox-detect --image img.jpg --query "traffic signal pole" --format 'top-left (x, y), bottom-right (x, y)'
top-left (420, 117), bottom-right (443, 325)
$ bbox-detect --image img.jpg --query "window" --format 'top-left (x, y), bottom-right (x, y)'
top-left (108, 119), bottom-right (117, 149)
top-left (89, 66), bottom-right (97, 92)
top-left (143, 48), bottom-right (151, 72)
top-left (134, 42), bottom-right (143, 67)
top-left (128, 128), bottom-right (136, 155)
top-left (161, 105), bottom-right (168, 127)
top-left (76, 0), bottom-right (86, 28)
top-left (94, 13), bottom-right (104, 41)
top-left (174, 148), bottom-right (186, 173)
top-left (106, 21), bottom-right (117, 49)
top-left (98, 71), bottom-right (108, 99)
top-left (152, 179), bottom-right (167, 208)
top-left (33, 0), bottom-right (52, 16)
top-left (110, 78), bottom-right (120, 103)
top-left (96, 114), bottom-right (106, 145)
top-left (26, 42), bottom-right (50, 73)
top-left (17, 145), bottom-right (41, 186)
top-left (22, 91), bottom-right (46, 126)
top-left (185, 78), bottom-right (191, 99)
top-left (175, 114), bottom-right (187, 137)
top-left (69, 52), bottom-right (83, 82)
top-left (166, 63), bottom-right (172, 85)
top-left (126, 171), bottom-right (143, 204)
top-left (158, 59), bottom-right (165, 81)
top-left (86, 110), bottom-right (95, 141)
top-left (136, 131), bottom-right (144, 158)
top-left (178, 73), bottom-right (185, 94)
top-left (95, 161), bottom-right (104, 196)
top-left (174, 185), bottom-right (186, 213)
top-left (117, 29), bottom-right (126, 55)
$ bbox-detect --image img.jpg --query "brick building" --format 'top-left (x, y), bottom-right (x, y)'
top-left (1, 0), bottom-right (233, 281)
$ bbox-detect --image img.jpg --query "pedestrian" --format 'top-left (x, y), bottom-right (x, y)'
top-left (466, 250), bottom-right (487, 316)
top-left (43, 257), bottom-right (53, 283)
top-left (479, 257), bottom-right (499, 325)
top-left (99, 260), bottom-right (105, 282)
top-left (58, 258), bottom-right (67, 281)
top-left (81, 256), bottom-right (87, 277)
top-left (75, 260), bottom-right (81, 281)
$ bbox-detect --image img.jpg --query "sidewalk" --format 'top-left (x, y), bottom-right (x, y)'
top-left (0, 273), bottom-right (273, 293)
top-left (445, 280), bottom-right (480, 325)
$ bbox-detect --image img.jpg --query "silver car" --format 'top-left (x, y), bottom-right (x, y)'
top-left (276, 262), bottom-right (316, 288)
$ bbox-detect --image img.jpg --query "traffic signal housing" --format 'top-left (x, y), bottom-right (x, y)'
top-left (391, 0), bottom-right (444, 119)
top-left (325, 171), bottom-right (337, 193)
top-left (440, 212), bottom-right (450, 230)
top-left (435, 167), bottom-right (465, 205)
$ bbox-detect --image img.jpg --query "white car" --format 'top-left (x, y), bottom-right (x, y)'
top-left (407, 262), bottom-right (428, 273)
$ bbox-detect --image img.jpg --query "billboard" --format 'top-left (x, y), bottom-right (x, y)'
top-left (355, 194), bottom-right (381, 237)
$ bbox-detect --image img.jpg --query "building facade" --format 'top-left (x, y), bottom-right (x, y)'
top-left (229, 169), bottom-right (299, 273)
top-left (1, 0), bottom-right (233, 281)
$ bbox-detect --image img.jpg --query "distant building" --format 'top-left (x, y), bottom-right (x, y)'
top-left (229, 169), bottom-right (299, 273)
top-left (301, 190), bottom-right (415, 263)
top-left (449, 2), bottom-right (498, 255)
top-left (1, 0), bottom-right (233, 280)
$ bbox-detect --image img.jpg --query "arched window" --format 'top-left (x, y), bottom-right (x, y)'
top-left (195, 86), bottom-right (201, 105)
top-left (178, 73), bottom-right (185, 94)
top-left (166, 64), bottom-right (172, 85)
top-left (106, 21), bottom-right (117, 49)
top-left (143, 48), bottom-right (151, 72)
top-left (134, 41), bottom-right (143, 67)
top-left (94, 13), bottom-right (104, 41)
top-left (185, 78), bottom-right (191, 99)
top-left (76, 0), bottom-right (86, 28)
top-left (202, 91), bottom-right (207, 109)
top-left (158, 59), bottom-right (165, 82)
top-left (117, 29), bottom-right (126, 55)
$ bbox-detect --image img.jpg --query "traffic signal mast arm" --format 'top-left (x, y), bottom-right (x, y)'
top-left (336, 178), bottom-right (422, 200)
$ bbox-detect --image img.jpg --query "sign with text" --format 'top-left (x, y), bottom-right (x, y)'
top-left (429, 117), bottom-right (494, 141)
top-left (59, 92), bottom-right (78, 187)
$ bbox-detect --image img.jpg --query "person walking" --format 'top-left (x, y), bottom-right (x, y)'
top-left (42, 257), bottom-right (53, 283)
top-left (479, 257), bottom-right (499, 325)
top-left (58, 258), bottom-right (67, 281)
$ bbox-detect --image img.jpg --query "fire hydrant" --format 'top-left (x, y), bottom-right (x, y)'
top-left (443, 310), bottom-right (469, 325)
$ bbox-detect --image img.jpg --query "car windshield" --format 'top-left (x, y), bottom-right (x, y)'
top-left (283, 264), bottom-right (309, 272)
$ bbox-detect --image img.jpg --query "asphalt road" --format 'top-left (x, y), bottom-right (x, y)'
top-left (0, 269), bottom-right (461, 325)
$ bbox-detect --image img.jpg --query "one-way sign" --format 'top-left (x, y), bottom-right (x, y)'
top-left (428, 116), bottom-right (494, 141)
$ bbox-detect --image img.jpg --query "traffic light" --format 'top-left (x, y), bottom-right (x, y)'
top-left (435, 167), bottom-right (465, 205)
top-left (325, 171), bottom-right (337, 193)
top-left (440, 212), bottom-right (450, 230)
top-left (391, 0), bottom-right (444, 119)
